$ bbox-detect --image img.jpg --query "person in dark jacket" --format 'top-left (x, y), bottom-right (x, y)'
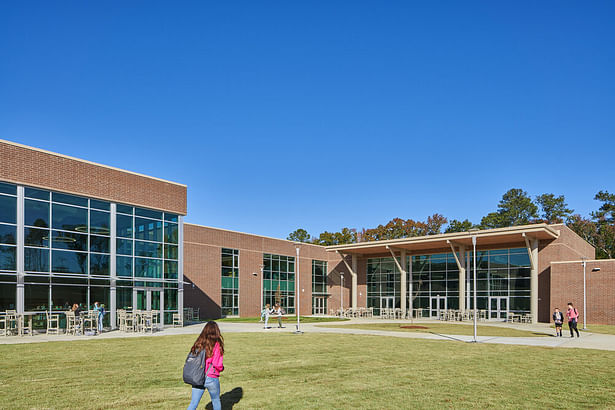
top-left (552, 307), bottom-right (564, 337)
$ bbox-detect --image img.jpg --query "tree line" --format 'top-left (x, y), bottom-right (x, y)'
top-left (287, 188), bottom-right (615, 259)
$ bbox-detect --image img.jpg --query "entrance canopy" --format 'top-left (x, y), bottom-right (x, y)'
top-left (325, 223), bottom-right (559, 256)
top-left (325, 223), bottom-right (559, 323)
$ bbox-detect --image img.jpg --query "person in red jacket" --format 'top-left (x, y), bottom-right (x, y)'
top-left (187, 321), bottom-right (225, 410)
top-left (566, 302), bottom-right (580, 338)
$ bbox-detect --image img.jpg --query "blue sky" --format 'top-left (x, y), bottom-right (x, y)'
top-left (1, 2), bottom-right (613, 239)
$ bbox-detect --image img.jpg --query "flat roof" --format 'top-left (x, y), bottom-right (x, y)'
top-left (0, 139), bottom-right (187, 187)
top-left (326, 223), bottom-right (559, 255)
top-left (184, 222), bottom-right (327, 249)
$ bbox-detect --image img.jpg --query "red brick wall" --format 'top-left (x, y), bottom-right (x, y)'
top-left (0, 140), bottom-right (187, 214)
top-left (551, 260), bottom-right (615, 325)
top-left (183, 224), bottom-right (343, 318)
top-left (537, 225), bottom-right (595, 322)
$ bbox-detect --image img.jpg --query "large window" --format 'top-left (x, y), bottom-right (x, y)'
top-left (312, 260), bottom-right (328, 315)
top-left (0, 182), bottom-right (17, 273)
top-left (116, 206), bottom-right (178, 282)
top-left (367, 257), bottom-right (404, 316)
top-left (0, 180), bottom-right (182, 325)
top-left (221, 248), bottom-right (239, 316)
top-left (263, 253), bottom-right (295, 314)
top-left (23, 188), bottom-right (112, 276)
top-left (411, 248), bottom-right (531, 315)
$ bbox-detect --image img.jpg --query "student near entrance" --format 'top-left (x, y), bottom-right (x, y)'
top-left (553, 307), bottom-right (564, 337)
top-left (186, 322), bottom-right (225, 410)
top-left (567, 302), bottom-right (580, 338)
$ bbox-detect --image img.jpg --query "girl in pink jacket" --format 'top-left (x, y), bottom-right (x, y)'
top-left (566, 302), bottom-right (580, 338)
top-left (187, 321), bottom-right (225, 410)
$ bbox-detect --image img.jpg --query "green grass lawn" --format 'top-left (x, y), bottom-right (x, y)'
top-left (212, 316), bottom-right (349, 324)
top-left (553, 322), bottom-right (615, 335)
top-left (317, 322), bottom-right (552, 337)
top-left (1, 333), bottom-right (614, 409)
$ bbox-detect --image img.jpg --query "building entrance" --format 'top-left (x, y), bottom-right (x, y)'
top-left (430, 295), bottom-right (446, 318)
top-left (380, 296), bottom-right (395, 311)
top-left (489, 296), bottom-right (508, 320)
top-left (313, 297), bottom-right (327, 315)
top-left (134, 288), bottom-right (163, 324)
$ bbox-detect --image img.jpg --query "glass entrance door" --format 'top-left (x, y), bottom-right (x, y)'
top-left (136, 289), bottom-right (146, 310)
top-left (430, 295), bottom-right (446, 318)
top-left (380, 296), bottom-right (394, 311)
top-left (134, 289), bottom-right (162, 311)
top-left (313, 297), bottom-right (326, 315)
top-left (489, 296), bottom-right (508, 320)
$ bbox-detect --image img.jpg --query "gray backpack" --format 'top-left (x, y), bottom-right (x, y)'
top-left (183, 350), bottom-right (211, 387)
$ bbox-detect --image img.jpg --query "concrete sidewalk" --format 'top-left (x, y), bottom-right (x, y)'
top-left (1, 319), bottom-right (614, 351)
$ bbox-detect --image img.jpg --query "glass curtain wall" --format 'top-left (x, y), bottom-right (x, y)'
top-left (465, 248), bottom-right (531, 314)
top-left (221, 248), bottom-right (239, 316)
top-left (367, 248), bottom-right (532, 317)
top-left (367, 257), bottom-right (404, 316)
top-left (0, 182), bottom-right (17, 311)
top-left (0, 180), bottom-right (181, 327)
top-left (311, 260), bottom-right (328, 315)
top-left (116, 205), bottom-right (180, 324)
top-left (263, 253), bottom-right (295, 314)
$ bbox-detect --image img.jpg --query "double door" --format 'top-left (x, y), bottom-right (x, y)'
top-left (134, 288), bottom-right (162, 324)
top-left (430, 295), bottom-right (447, 318)
top-left (489, 296), bottom-right (508, 320)
top-left (380, 296), bottom-right (395, 312)
top-left (313, 297), bottom-right (326, 315)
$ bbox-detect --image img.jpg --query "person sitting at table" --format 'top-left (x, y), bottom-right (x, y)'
top-left (72, 303), bottom-right (82, 317)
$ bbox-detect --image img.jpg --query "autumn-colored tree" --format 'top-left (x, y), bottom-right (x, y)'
top-left (312, 227), bottom-right (357, 246)
top-left (361, 214), bottom-right (447, 241)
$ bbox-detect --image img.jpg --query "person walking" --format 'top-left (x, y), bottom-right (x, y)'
top-left (263, 304), bottom-right (272, 329)
top-left (274, 303), bottom-right (284, 328)
top-left (566, 302), bottom-right (580, 338)
top-left (552, 307), bottom-right (564, 337)
top-left (187, 321), bottom-right (224, 410)
top-left (96, 303), bottom-right (106, 334)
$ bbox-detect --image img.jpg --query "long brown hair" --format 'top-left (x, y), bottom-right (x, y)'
top-left (191, 321), bottom-right (224, 357)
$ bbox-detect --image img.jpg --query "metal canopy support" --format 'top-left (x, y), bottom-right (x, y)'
top-left (523, 233), bottom-right (539, 323)
top-left (447, 240), bottom-right (466, 312)
top-left (386, 246), bottom-right (407, 318)
top-left (336, 251), bottom-right (357, 309)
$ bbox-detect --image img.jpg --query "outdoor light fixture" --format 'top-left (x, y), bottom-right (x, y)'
top-left (582, 259), bottom-right (588, 330)
top-left (259, 264), bottom-right (264, 313)
top-left (472, 235), bottom-right (478, 343)
top-left (252, 272), bottom-right (258, 276)
top-left (582, 263), bottom-right (601, 330)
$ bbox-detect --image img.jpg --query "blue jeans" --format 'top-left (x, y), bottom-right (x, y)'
top-left (97, 315), bottom-right (104, 332)
top-left (187, 377), bottom-right (221, 410)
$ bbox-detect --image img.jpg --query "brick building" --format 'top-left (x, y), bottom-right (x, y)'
top-left (1, 139), bottom-right (614, 325)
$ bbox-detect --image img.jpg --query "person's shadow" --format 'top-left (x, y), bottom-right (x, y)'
top-left (205, 387), bottom-right (243, 409)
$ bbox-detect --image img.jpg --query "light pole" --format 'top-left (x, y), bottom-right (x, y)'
top-left (294, 244), bottom-right (303, 334)
top-left (472, 235), bottom-right (478, 343)
top-left (582, 258), bottom-right (587, 330)
top-left (259, 264), bottom-right (264, 314)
